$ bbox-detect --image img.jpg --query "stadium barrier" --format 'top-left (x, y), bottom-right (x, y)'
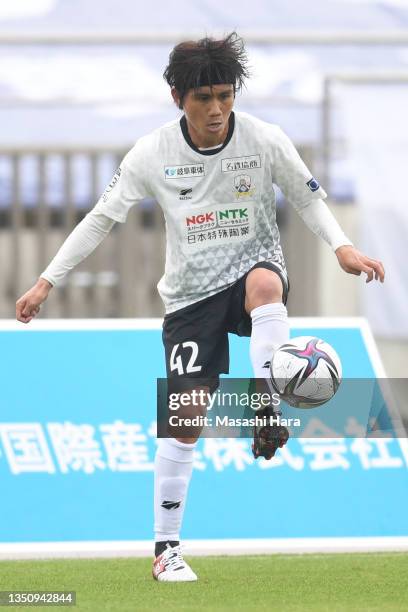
top-left (0, 317), bottom-right (407, 558)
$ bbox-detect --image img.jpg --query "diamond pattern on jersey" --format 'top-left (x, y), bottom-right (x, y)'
top-left (95, 112), bottom-right (325, 313)
top-left (159, 202), bottom-right (288, 312)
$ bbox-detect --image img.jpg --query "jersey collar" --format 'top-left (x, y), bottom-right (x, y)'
top-left (180, 112), bottom-right (235, 156)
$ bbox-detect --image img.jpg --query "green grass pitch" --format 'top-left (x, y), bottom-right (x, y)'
top-left (0, 553), bottom-right (407, 611)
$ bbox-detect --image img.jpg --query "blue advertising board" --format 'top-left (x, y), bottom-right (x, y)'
top-left (0, 318), bottom-right (407, 545)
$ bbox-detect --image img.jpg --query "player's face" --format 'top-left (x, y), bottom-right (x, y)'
top-left (173, 84), bottom-right (235, 148)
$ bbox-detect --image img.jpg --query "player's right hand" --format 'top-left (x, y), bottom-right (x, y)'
top-left (252, 406), bottom-right (290, 460)
top-left (16, 278), bottom-right (53, 324)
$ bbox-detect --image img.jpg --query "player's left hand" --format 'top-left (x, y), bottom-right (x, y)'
top-left (335, 245), bottom-right (385, 283)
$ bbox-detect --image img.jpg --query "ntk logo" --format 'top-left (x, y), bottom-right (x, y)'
top-left (179, 188), bottom-right (192, 200)
top-left (219, 208), bottom-right (248, 220)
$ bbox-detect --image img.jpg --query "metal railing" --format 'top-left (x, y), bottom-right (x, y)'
top-left (0, 144), bottom-right (320, 319)
top-left (0, 147), bottom-right (166, 318)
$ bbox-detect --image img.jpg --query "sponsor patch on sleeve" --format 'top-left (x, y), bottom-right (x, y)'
top-left (306, 177), bottom-right (320, 192)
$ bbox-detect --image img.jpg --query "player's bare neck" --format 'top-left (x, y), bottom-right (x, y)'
top-left (180, 113), bottom-right (235, 155)
top-left (187, 122), bottom-right (229, 150)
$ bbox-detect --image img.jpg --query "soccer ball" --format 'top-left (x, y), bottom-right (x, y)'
top-left (270, 336), bottom-right (342, 408)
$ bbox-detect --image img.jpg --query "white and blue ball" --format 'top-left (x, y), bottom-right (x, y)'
top-left (270, 336), bottom-right (342, 408)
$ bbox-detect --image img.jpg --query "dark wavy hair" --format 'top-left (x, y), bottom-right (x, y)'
top-left (163, 32), bottom-right (250, 107)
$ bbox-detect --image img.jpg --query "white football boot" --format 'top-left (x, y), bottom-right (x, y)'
top-left (152, 543), bottom-right (198, 582)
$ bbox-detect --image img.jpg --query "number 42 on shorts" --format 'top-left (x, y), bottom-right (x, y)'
top-left (170, 341), bottom-right (202, 375)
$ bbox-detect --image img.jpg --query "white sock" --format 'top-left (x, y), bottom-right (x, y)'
top-left (250, 303), bottom-right (289, 380)
top-left (154, 437), bottom-right (195, 543)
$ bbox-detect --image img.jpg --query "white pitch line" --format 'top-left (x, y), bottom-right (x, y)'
top-left (1, 537), bottom-right (408, 560)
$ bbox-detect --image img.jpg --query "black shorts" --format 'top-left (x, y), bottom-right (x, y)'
top-left (162, 262), bottom-right (289, 393)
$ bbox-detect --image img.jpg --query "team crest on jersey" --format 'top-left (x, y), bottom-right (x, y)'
top-left (102, 167), bottom-right (121, 202)
top-left (164, 164), bottom-right (204, 179)
top-left (234, 174), bottom-right (255, 198)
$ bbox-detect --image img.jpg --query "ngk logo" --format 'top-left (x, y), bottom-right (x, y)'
top-left (186, 212), bottom-right (214, 226)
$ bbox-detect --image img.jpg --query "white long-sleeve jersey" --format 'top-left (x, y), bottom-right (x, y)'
top-left (41, 111), bottom-right (352, 313)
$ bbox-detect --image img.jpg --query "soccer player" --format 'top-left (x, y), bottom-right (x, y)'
top-left (16, 33), bottom-right (385, 582)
